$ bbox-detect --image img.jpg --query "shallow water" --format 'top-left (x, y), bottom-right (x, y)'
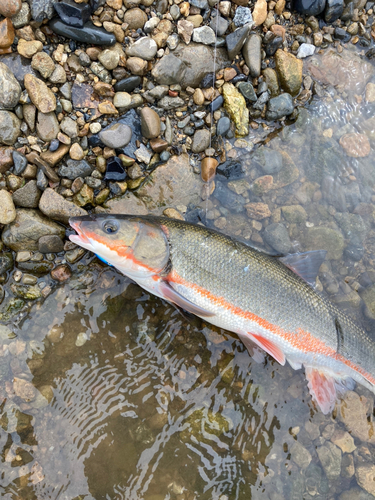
top-left (3, 45), bottom-right (375, 499)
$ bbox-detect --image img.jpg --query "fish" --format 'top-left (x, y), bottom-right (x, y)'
top-left (69, 213), bottom-right (375, 414)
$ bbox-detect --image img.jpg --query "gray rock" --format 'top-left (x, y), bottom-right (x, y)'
top-left (0, 190), bottom-right (16, 224)
top-left (170, 4), bottom-right (180, 19)
top-left (325, 0), bottom-right (344, 22)
top-left (290, 441), bottom-right (312, 470)
top-left (1, 208), bottom-right (65, 252)
top-left (60, 82), bottom-right (71, 100)
top-left (39, 188), bottom-right (87, 224)
top-left (151, 54), bottom-right (187, 85)
top-left (316, 442), bottom-right (341, 480)
top-left (99, 122), bottom-right (132, 148)
top-left (304, 227), bottom-right (344, 260)
top-left (60, 116), bottom-right (79, 138)
top-left (334, 212), bottom-right (367, 246)
top-left (98, 49), bottom-right (119, 71)
top-left (11, 2), bottom-right (31, 29)
top-left (192, 26), bottom-right (216, 45)
top-left (217, 116), bottom-right (231, 137)
top-left (12, 180), bottom-right (41, 208)
top-left (253, 90), bottom-right (269, 110)
top-left (0, 62), bottom-right (22, 110)
top-left (134, 143), bottom-right (152, 164)
top-left (266, 93), bottom-right (294, 121)
top-left (90, 61), bottom-right (111, 83)
top-left (297, 43), bottom-right (316, 58)
top-left (36, 111), bottom-right (59, 142)
top-left (0, 251), bottom-right (13, 275)
top-left (237, 81), bottom-right (257, 101)
top-left (30, 0), bottom-right (55, 21)
top-left (242, 34), bottom-right (261, 77)
top-left (158, 96), bottom-right (185, 109)
top-left (233, 6), bottom-right (253, 27)
top-left (263, 223), bottom-right (291, 253)
top-left (190, 0), bottom-right (208, 7)
top-left (209, 14), bottom-right (229, 37)
top-left (192, 129), bottom-right (210, 153)
top-left (252, 147), bottom-right (283, 174)
top-left (36, 169), bottom-right (48, 191)
top-left (12, 151), bottom-right (27, 175)
top-left (339, 487), bottom-right (375, 500)
top-left (38, 234), bottom-right (64, 253)
top-left (226, 24), bottom-right (251, 61)
top-left (0, 111), bottom-right (21, 145)
top-left (167, 34), bottom-right (179, 50)
top-left (58, 159), bottom-right (92, 180)
top-left (125, 37), bottom-right (158, 61)
top-left (321, 175), bottom-right (346, 211)
top-left (0, 54), bottom-right (37, 86)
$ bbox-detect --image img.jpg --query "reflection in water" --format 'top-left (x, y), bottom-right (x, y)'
top-left (2, 46), bottom-right (375, 499)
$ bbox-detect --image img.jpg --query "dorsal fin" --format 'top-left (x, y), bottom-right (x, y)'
top-left (279, 250), bottom-right (327, 287)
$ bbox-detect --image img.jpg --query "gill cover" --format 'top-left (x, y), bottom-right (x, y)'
top-left (69, 215), bottom-right (170, 279)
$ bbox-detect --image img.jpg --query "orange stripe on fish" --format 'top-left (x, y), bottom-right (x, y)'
top-left (168, 270), bottom-right (375, 386)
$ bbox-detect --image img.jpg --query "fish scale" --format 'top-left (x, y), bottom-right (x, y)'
top-left (69, 214), bottom-right (375, 413)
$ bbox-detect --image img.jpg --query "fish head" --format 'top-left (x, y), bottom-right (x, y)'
top-left (69, 214), bottom-right (170, 278)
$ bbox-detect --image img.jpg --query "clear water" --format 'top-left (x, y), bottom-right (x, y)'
top-left (2, 45), bottom-right (375, 499)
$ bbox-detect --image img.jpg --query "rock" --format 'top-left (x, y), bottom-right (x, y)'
top-left (60, 116), bottom-right (78, 138)
top-left (178, 19), bottom-right (194, 44)
top-left (58, 159), bottom-right (92, 179)
top-left (0, 18), bottom-right (15, 51)
top-left (237, 81), bottom-right (257, 102)
top-left (338, 391), bottom-right (375, 443)
top-left (192, 26), bottom-right (216, 45)
top-left (126, 37), bottom-right (158, 60)
top-left (11, 2), bottom-right (31, 29)
top-left (36, 111), bottom-right (59, 142)
top-left (98, 49), bottom-right (119, 70)
top-left (366, 82), bottom-right (375, 103)
top-left (222, 83), bottom-right (248, 137)
top-left (316, 442), bottom-right (341, 480)
top-left (50, 263), bottom-right (72, 281)
top-left (330, 429), bottom-right (356, 453)
top-left (266, 93), bottom-right (294, 120)
top-left (304, 227), bottom-right (344, 260)
top-left (113, 92), bottom-right (131, 109)
top-left (126, 57), bottom-right (147, 76)
top-left (297, 43), bottom-right (315, 58)
top-left (339, 487), bottom-right (375, 500)
top-left (209, 15), bottom-right (228, 37)
top-left (140, 107), bottom-right (161, 139)
top-left (0, 189), bottom-right (16, 224)
top-left (281, 205), bottom-right (307, 223)
top-left (30, 0), bottom-right (55, 21)
top-left (114, 76), bottom-right (141, 93)
top-left (99, 122), bottom-right (132, 148)
top-left (54, 0), bottom-right (91, 28)
top-left (290, 441), bottom-right (312, 470)
top-left (12, 151), bottom-right (27, 175)
top-left (49, 19), bottom-right (116, 46)
top-left (158, 96), bottom-right (184, 109)
top-left (252, 147), bottom-right (283, 174)
top-left (13, 377), bottom-right (36, 401)
top-left (1, 208), bottom-right (65, 251)
top-left (339, 133), bottom-right (370, 158)
top-left (24, 74), bottom-right (56, 113)
top-left (252, 0), bottom-right (267, 25)
top-left (217, 116), bottom-right (231, 137)
top-left (40, 144), bottom-right (69, 166)
top-left (294, 0), bottom-right (326, 15)
top-left (356, 464), bottom-right (375, 497)
top-left (38, 235), bottom-right (64, 253)
top-left (334, 212), bottom-right (366, 246)
top-left (265, 35), bottom-right (283, 57)
top-left (104, 156), bottom-right (126, 181)
top-left (134, 143), bottom-right (151, 164)
top-left (0, 0), bottom-right (22, 17)
top-left (191, 129), bottom-right (210, 153)
top-left (17, 38), bottom-right (43, 59)
top-left (245, 202), bottom-right (271, 220)
top-left (152, 54), bottom-right (186, 85)
top-left (0, 62), bottom-right (21, 110)
top-left (12, 180), bottom-right (41, 208)
top-left (31, 51), bottom-right (55, 79)
top-left (0, 110), bottom-right (20, 145)
top-left (226, 24), bottom-right (250, 61)
top-left (263, 223), bottom-right (291, 253)
top-left (69, 143), bottom-right (84, 160)
top-left (49, 64), bottom-right (67, 84)
top-left (242, 34), bottom-right (261, 78)
top-left (123, 8), bottom-right (147, 29)
top-left (39, 188), bottom-right (87, 224)
top-left (275, 49), bottom-right (303, 96)
top-left (201, 157), bottom-right (218, 182)
top-left (324, 0), bottom-right (343, 22)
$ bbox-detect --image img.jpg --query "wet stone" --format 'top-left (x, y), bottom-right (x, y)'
top-left (12, 180), bottom-right (41, 208)
top-left (237, 81), bottom-right (257, 102)
top-left (242, 34), bottom-right (261, 78)
top-left (263, 223), bottom-right (291, 253)
top-left (12, 151), bottom-right (27, 175)
top-left (39, 187), bottom-right (88, 224)
top-left (324, 0), bottom-right (343, 22)
top-left (104, 156), bottom-right (126, 181)
top-left (234, 6), bottom-right (253, 26)
top-left (217, 116), bottom-right (231, 137)
top-left (114, 76), bottom-right (141, 93)
top-left (355, 465), bottom-right (375, 498)
top-left (30, 0), bottom-right (55, 22)
top-left (252, 147), bottom-right (283, 174)
top-left (291, 441), bottom-right (312, 469)
top-left (38, 235), bottom-right (64, 253)
top-left (192, 129), bottom-right (210, 153)
top-left (266, 93), bottom-right (294, 121)
top-left (0, 62), bottom-right (21, 110)
top-left (265, 36), bottom-right (283, 56)
top-left (316, 442), bottom-right (341, 480)
top-left (58, 159), bottom-right (92, 180)
top-left (0, 111), bottom-right (21, 145)
top-left (304, 227), bottom-right (344, 260)
top-left (275, 49), bottom-right (303, 96)
top-left (0, 252), bottom-right (13, 275)
top-left (54, 0), bottom-right (91, 28)
top-left (49, 19), bottom-right (116, 46)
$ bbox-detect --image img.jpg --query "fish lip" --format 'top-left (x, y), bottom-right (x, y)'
top-left (69, 218), bottom-right (91, 245)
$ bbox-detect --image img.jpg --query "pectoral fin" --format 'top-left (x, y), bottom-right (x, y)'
top-left (237, 332), bottom-right (265, 363)
top-left (243, 332), bottom-right (286, 365)
top-left (159, 281), bottom-right (215, 317)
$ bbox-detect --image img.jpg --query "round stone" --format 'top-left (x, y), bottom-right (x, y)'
top-left (0, 61), bottom-right (21, 110)
top-left (99, 122), bottom-right (132, 148)
top-left (123, 8), bottom-right (148, 29)
top-left (31, 52), bottom-right (55, 79)
top-left (192, 129), bottom-right (210, 153)
top-left (0, 189), bottom-right (16, 224)
top-left (69, 143), bottom-right (85, 160)
top-left (125, 37), bottom-right (158, 60)
top-left (0, 0), bottom-right (22, 17)
top-left (98, 49), bottom-right (120, 70)
top-left (201, 157), bottom-right (218, 182)
top-left (17, 38), bottom-right (43, 58)
top-left (126, 57), bottom-right (147, 75)
top-left (113, 92), bottom-right (132, 108)
top-left (0, 110), bottom-right (21, 145)
top-left (140, 107), bottom-right (161, 139)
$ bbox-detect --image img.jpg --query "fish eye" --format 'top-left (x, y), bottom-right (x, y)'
top-left (102, 220), bottom-right (119, 234)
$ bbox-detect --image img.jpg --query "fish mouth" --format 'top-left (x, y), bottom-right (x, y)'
top-left (69, 218), bottom-right (95, 251)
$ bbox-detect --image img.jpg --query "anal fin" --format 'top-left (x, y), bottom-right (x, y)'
top-left (305, 367), bottom-right (355, 414)
top-left (237, 332), bottom-right (265, 363)
top-left (159, 281), bottom-right (215, 318)
top-left (250, 333), bottom-right (286, 365)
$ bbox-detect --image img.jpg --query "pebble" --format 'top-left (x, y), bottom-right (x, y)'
top-left (36, 111), bottom-right (59, 142)
top-left (58, 159), bottom-right (92, 179)
top-left (209, 15), bottom-right (228, 37)
top-left (294, 0), bottom-right (326, 15)
top-left (123, 8), bottom-right (148, 29)
top-left (24, 74), bottom-right (56, 113)
top-left (50, 264), bottom-right (72, 281)
top-left (114, 76), bottom-right (141, 93)
top-left (222, 83), bottom-right (249, 137)
top-left (98, 49), bottom-right (119, 71)
top-left (242, 34), bottom-right (261, 78)
top-left (324, 0), bottom-right (344, 22)
top-left (290, 441), bottom-right (312, 469)
top-left (134, 143), bottom-right (152, 164)
top-left (226, 24), bottom-right (250, 60)
top-left (0, 110), bottom-right (21, 145)
top-left (99, 122), bottom-right (132, 149)
top-left (38, 235), bottom-right (64, 253)
top-left (252, 0), bottom-right (267, 25)
top-left (0, 189), bottom-right (16, 224)
top-left (11, 2), bottom-right (30, 28)
top-left (12, 180), bottom-right (41, 208)
top-left (339, 133), bottom-right (370, 157)
top-left (201, 157), bottom-right (218, 182)
top-left (49, 19), bottom-right (116, 46)
top-left (113, 92), bottom-right (131, 109)
top-left (0, 0), bottom-right (22, 17)
top-left (266, 93), bottom-right (294, 120)
top-left (0, 18), bottom-right (15, 51)
top-left (126, 57), bottom-right (147, 76)
top-left (297, 43), bottom-right (316, 58)
top-left (54, 0), bottom-right (91, 28)
top-left (192, 26), bottom-right (216, 45)
top-left (69, 143), bottom-right (84, 161)
top-left (31, 51), bottom-right (55, 79)
top-left (17, 38), bottom-right (43, 58)
top-left (316, 442), bottom-right (342, 480)
top-left (126, 37), bottom-right (158, 60)
top-left (140, 107), bottom-right (161, 139)
top-left (104, 156), bottom-right (126, 181)
top-left (216, 116), bottom-right (231, 136)
top-left (263, 223), bottom-right (291, 253)
top-left (0, 62), bottom-right (21, 110)
top-left (178, 19), bottom-right (194, 44)
top-left (356, 464), bottom-right (375, 497)
top-left (192, 129), bottom-right (210, 153)
top-left (365, 82), bottom-right (375, 102)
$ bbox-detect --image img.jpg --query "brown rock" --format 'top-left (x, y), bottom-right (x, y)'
top-left (232, 0), bottom-right (248, 5)
top-left (339, 133), bottom-right (370, 158)
top-left (275, 49), bottom-right (303, 96)
top-left (163, 208), bottom-right (184, 220)
top-left (337, 391), bottom-right (375, 443)
top-left (15, 25), bottom-right (34, 41)
top-left (149, 138), bottom-right (168, 152)
top-left (98, 100), bottom-right (118, 114)
top-left (0, 146), bottom-right (14, 173)
top-left (31, 51), bottom-right (55, 79)
top-left (224, 67), bottom-right (237, 81)
top-left (69, 143), bottom-right (84, 160)
top-left (36, 111), bottom-right (59, 142)
top-left (26, 152), bottom-right (60, 182)
top-left (40, 144), bottom-right (69, 166)
top-left (17, 38), bottom-right (42, 58)
top-left (93, 82), bottom-right (115, 97)
top-left (271, 24), bottom-right (286, 41)
top-left (245, 202), bottom-right (272, 220)
top-left (356, 464), bottom-right (375, 497)
top-left (201, 157), bottom-right (218, 182)
top-left (123, 8), bottom-right (147, 29)
top-left (177, 19), bottom-right (194, 44)
top-left (0, 18), bottom-right (15, 49)
top-left (252, 0), bottom-right (268, 25)
top-left (23, 103), bottom-right (36, 130)
top-left (193, 88), bottom-right (205, 105)
top-left (251, 175), bottom-right (273, 195)
top-left (126, 57), bottom-right (147, 75)
top-left (0, 0), bottom-right (22, 17)
top-left (51, 264), bottom-right (72, 282)
top-left (0, 47), bottom-right (12, 55)
top-left (24, 74), bottom-right (56, 113)
top-left (140, 107), bottom-right (161, 139)
top-left (39, 188), bottom-right (87, 224)
top-left (106, 0), bottom-right (122, 7)
top-left (275, 0), bottom-right (285, 14)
